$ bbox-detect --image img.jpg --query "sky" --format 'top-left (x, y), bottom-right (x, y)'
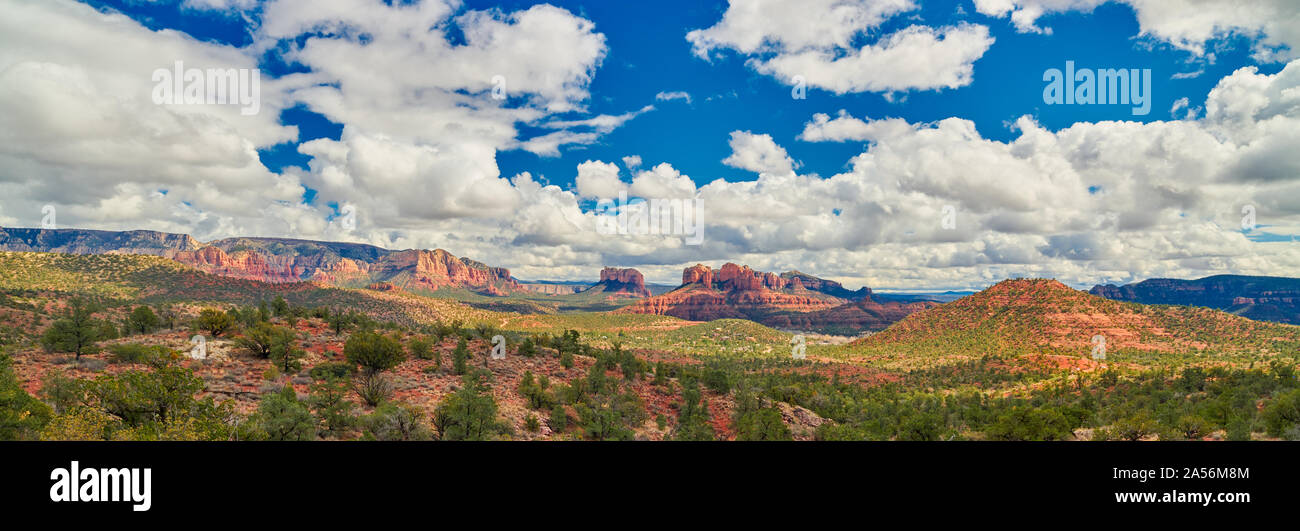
top-left (1, 0), bottom-right (1298, 291)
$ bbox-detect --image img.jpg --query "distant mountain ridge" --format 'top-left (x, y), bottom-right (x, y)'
top-left (1090, 275), bottom-right (1300, 325)
top-left (778, 270), bottom-right (871, 300)
top-left (0, 227), bottom-right (201, 255)
top-left (0, 227), bottom-right (521, 296)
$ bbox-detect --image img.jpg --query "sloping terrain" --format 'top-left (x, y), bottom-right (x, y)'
top-left (849, 279), bottom-right (1300, 369)
top-left (764, 296), bottom-right (940, 335)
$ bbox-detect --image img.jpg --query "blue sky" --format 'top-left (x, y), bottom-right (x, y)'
top-left (85, 0), bottom-right (1276, 191)
top-left (2, 0), bottom-right (1298, 290)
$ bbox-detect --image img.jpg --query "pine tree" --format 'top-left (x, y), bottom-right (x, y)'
top-left (452, 336), bottom-right (469, 375)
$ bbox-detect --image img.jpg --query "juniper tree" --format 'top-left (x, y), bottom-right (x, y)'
top-left (41, 299), bottom-right (110, 360)
top-left (126, 305), bottom-right (159, 335)
top-left (194, 308), bottom-right (235, 338)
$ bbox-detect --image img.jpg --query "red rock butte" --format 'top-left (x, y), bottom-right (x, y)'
top-left (595, 267), bottom-right (651, 297)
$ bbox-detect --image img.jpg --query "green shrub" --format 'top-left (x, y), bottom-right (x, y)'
top-left (106, 343), bottom-right (173, 364)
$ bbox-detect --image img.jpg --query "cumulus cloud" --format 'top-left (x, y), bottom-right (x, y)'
top-left (974, 0), bottom-right (1300, 60)
top-left (687, 0), bottom-right (917, 56)
top-left (721, 131), bottom-right (797, 175)
top-left (753, 23), bottom-right (995, 95)
top-left (574, 160), bottom-right (626, 198)
top-left (630, 163), bottom-right (697, 199)
top-left (0, 0), bottom-right (300, 239)
top-left (254, 0), bottom-right (621, 249)
top-left (799, 110), bottom-right (875, 142)
top-left (687, 0), bottom-right (994, 94)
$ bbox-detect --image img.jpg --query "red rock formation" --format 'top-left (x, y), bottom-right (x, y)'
top-left (592, 267), bottom-right (651, 297)
top-left (624, 263), bottom-right (843, 322)
top-left (1, 228), bottom-right (523, 297)
top-left (174, 244), bottom-right (519, 295)
top-left (368, 249), bottom-right (520, 294)
top-left (172, 247), bottom-right (301, 283)
top-left (622, 263), bottom-right (931, 332)
top-left (682, 264), bottom-right (714, 286)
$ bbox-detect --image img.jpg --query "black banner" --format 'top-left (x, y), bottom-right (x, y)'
top-left (1, 442), bottom-right (1293, 521)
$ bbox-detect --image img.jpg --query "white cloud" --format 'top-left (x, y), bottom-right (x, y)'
top-left (754, 23), bottom-right (995, 95)
top-left (257, 0), bottom-right (616, 235)
top-left (654, 91), bottom-right (692, 104)
top-left (687, 0), bottom-right (917, 57)
top-left (520, 104), bottom-right (654, 155)
top-left (0, 0), bottom-right (301, 239)
top-left (974, 0), bottom-right (1300, 60)
top-left (721, 131), bottom-right (797, 175)
top-left (630, 163), bottom-right (697, 199)
top-left (687, 0), bottom-right (994, 94)
top-left (799, 110), bottom-right (874, 142)
top-left (540, 105), bottom-right (654, 132)
top-left (181, 0), bottom-right (259, 11)
top-left (517, 130), bottom-right (600, 157)
top-left (621, 155), bottom-right (642, 169)
top-left (574, 160), bottom-right (626, 198)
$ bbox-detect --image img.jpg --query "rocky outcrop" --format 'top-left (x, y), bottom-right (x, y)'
top-left (589, 267), bottom-right (651, 297)
top-left (366, 282), bottom-right (399, 292)
top-left (365, 249), bottom-right (520, 295)
top-left (681, 264), bottom-right (714, 287)
top-left (622, 264), bottom-right (851, 324)
top-left (622, 263), bottom-right (932, 333)
top-left (678, 264), bottom-right (870, 299)
top-left (170, 246), bottom-right (307, 283)
top-left (1090, 275), bottom-right (1300, 325)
